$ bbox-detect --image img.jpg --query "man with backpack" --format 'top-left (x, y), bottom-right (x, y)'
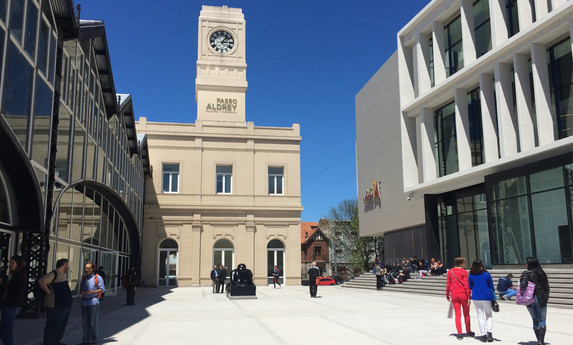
top-left (38, 258), bottom-right (73, 345)
top-left (80, 261), bottom-right (105, 345)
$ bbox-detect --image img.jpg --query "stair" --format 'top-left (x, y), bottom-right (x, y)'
top-left (341, 269), bottom-right (573, 308)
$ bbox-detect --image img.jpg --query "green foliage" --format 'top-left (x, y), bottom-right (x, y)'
top-left (328, 198), bottom-right (375, 272)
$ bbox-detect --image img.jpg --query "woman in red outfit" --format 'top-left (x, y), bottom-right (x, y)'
top-left (446, 257), bottom-right (474, 340)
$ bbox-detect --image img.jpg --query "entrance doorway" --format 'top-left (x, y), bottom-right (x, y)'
top-left (158, 239), bottom-right (178, 287)
top-left (213, 239), bottom-right (233, 284)
top-left (267, 239), bottom-right (284, 285)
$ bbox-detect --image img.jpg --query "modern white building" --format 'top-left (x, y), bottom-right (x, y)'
top-left (356, 0), bottom-right (573, 267)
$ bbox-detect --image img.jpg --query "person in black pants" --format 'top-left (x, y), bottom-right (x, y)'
top-left (308, 261), bottom-right (320, 298)
top-left (217, 264), bottom-right (227, 293)
top-left (125, 265), bottom-right (139, 305)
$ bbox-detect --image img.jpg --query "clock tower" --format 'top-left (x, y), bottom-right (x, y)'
top-left (196, 6), bottom-right (247, 124)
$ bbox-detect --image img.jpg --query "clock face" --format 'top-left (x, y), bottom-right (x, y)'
top-left (210, 30), bottom-right (234, 53)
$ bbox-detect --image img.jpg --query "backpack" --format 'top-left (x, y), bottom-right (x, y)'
top-left (34, 270), bottom-right (57, 309)
top-left (94, 274), bottom-right (103, 300)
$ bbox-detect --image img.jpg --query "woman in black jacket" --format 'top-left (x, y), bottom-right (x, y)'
top-left (0, 255), bottom-right (27, 345)
top-left (520, 257), bottom-right (550, 345)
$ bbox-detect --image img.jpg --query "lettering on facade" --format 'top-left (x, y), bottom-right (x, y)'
top-left (206, 98), bottom-right (238, 113)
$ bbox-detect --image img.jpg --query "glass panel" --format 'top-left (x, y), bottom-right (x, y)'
top-left (100, 252), bottom-right (116, 296)
top-left (477, 209), bottom-right (491, 267)
top-left (0, 174), bottom-right (9, 224)
top-left (92, 192), bottom-right (101, 246)
top-left (530, 167), bottom-right (564, 193)
top-left (547, 38), bottom-right (573, 139)
top-left (531, 189), bottom-right (570, 263)
top-left (214, 239), bottom-right (233, 249)
top-left (48, 34), bottom-right (56, 84)
top-left (158, 250), bottom-right (167, 287)
top-left (213, 250), bottom-right (222, 267)
top-left (24, 0), bottom-right (37, 57)
top-left (69, 245), bottom-right (81, 293)
top-left (434, 101), bottom-right (458, 176)
top-left (473, 0), bottom-right (491, 58)
top-left (56, 189), bottom-right (72, 238)
top-left (31, 77), bottom-right (53, 168)
top-left (71, 121), bottom-right (85, 182)
top-left (82, 188), bottom-right (94, 244)
top-left (444, 15), bottom-right (463, 76)
top-left (55, 109), bottom-right (71, 182)
top-left (168, 251), bottom-right (177, 286)
top-left (0, 0), bottom-right (6, 23)
top-left (37, 19), bottom-right (49, 74)
top-left (497, 176), bottom-right (527, 199)
top-left (267, 250), bottom-right (274, 285)
top-left (85, 138), bottom-right (95, 180)
top-left (70, 186), bottom-right (83, 242)
top-left (9, 0), bottom-right (24, 43)
top-left (3, 42), bottom-right (34, 149)
top-left (496, 196), bottom-right (532, 264)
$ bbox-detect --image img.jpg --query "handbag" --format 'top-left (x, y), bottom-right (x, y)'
top-left (490, 289), bottom-right (500, 312)
top-left (516, 281), bottom-right (536, 305)
top-left (447, 301), bottom-right (454, 318)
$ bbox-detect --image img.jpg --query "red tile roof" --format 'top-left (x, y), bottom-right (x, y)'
top-left (301, 222), bottom-right (319, 243)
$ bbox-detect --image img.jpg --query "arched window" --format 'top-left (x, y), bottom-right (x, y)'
top-left (213, 239), bottom-right (234, 271)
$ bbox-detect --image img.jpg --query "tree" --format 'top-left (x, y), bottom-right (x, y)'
top-left (328, 198), bottom-right (375, 272)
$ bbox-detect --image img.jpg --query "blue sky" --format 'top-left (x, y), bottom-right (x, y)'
top-left (81, 0), bottom-right (429, 222)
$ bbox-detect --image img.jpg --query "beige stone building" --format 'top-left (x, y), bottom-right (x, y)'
top-left (136, 6), bottom-right (302, 287)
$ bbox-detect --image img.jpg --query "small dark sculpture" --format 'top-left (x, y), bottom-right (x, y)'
top-left (227, 263), bottom-right (256, 298)
top-left (231, 263), bottom-right (254, 287)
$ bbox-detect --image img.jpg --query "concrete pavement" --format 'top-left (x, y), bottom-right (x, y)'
top-left (16, 285), bottom-right (573, 344)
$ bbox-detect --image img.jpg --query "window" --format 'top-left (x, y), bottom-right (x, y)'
top-left (268, 166), bottom-right (284, 195)
top-left (467, 88), bottom-right (484, 166)
top-left (473, 0), bottom-right (491, 58)
top-left (434, 101), bottom-right (459, 176)
top-left (444, 15), bottom-right (463, 77)
top-left (505, 0), bottom-right (519, 37)
top-left (314, 246), bottom-right (322, 258)
top-left (547, 37), bottom-right (573, 139)
top-left (429, 37), bottom-right (435, 87)
top-left (216, 165), bottom-right (232, 194)
top-left (162, 164), bottom-right (179, 193)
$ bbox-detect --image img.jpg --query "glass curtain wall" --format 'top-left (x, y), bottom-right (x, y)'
top-left (547, 37), bottom-right (573, 140)
top-left (505, 0), bottom-right (520, 37)
top-left (434, 101), bottom-right (459, 177)
top-left (51, 186), bottom-right (131, 294)
top-left (489, 161), bottom-right (573, 264)
top-left (444, 15), bottom-right (463, 77)
top-left (467, 88), bottom-right (484, 166)
top-left (473, 0), bottom-right (491, 58)
top-left (437, 189), bottom-right (489, 267)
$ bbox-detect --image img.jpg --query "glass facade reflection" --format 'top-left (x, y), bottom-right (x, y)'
top-left (488, 156), bottom-right (573, 264)
top-left (0, 1), bottom-right (147, 309)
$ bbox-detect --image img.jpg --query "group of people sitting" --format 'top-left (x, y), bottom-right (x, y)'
top-left (372, 256), bottom-right (449, 289)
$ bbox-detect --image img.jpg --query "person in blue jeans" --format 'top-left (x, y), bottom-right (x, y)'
top-left (0, 255), bottom-right (27, 345)
top-left (80, 261), bottom-right (105, 345)
top-left (520, 257), bottom-right (550, 345)
top-left (496, 273), bottom-right (517, 300)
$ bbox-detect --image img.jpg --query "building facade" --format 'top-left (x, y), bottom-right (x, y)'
top-left (136, 6), bottom-right (303, 288)
top-left (300, 222), bottom-right (329, 279)
top-left (0, 0), bottom-right (146, 310)
top-left (356, 0), bottom-right (573, 267)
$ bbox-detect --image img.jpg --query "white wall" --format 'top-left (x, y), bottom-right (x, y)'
top-left (355, 52), bottom-right (425, 237)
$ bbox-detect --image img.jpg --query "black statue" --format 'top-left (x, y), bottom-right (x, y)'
top-left (231, 263), bottom-right (254, 287)
top-left (227, 263), bottom-right (256, 298)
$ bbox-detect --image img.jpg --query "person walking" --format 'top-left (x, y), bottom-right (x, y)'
top-left (0, 255), bottom-right (27, 345)
top-left (80, 261), bottom-right (105, 345)
top-left (468, 259), bottom-right (495, 343)
top-left (39, 258), bottom-right (73, 345)
top-left (520, 257), bottom-right (550, 345)
top-left (125, 265), bottom-right (139, 305)
top-left (210, 265), bottom-right (218, 293)
top-left (308, 261), bottom-right (320, 298)
top-left (446, 257), bottom-right (473, 340)
top-left (217, 264), bottom-right (227, 293)
top-left (273, 266), bottom-right (281, 288)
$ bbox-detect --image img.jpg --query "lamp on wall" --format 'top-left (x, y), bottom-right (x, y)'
top-left (407, 192), bottom-right (414, 201)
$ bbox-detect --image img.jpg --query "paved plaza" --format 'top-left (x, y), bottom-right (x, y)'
top-left (16, 285), bottom-right (573, 345)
